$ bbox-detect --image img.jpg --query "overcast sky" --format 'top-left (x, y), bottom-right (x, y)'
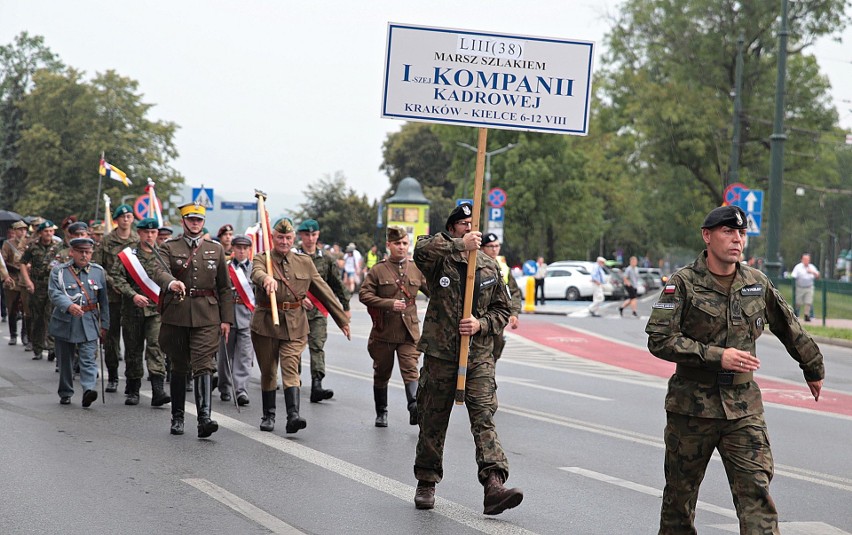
top-left (2, 1), bottom-right (850, 213)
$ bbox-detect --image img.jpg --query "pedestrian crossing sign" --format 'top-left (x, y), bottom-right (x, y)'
top-left (192, 187), bottom-right (214, 210)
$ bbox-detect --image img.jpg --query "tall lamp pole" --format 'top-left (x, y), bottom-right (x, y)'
top-left (457, 141), bottom-right (516, 232)
top-left (766, 0), bottom-right (789, 277)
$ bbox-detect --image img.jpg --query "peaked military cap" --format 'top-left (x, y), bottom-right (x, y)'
top-left (90, 220), bottom-right (105, 234)
top-left (10, 221), bottom-right (27, 230)
top-left (231, 234), bottom-right (252, 247)
top-left (69, 237), bottom-right (95, 249)
top-left (701, 205), bottom-right (748, 230)
top-left (386, 225), bottom-right (407, 243)
top-left (297, 219), bottom-right (319, 233)
top-left (273, 218), bottom-right (294, 233)
top-left (178, 202), bottom-right (206, 219)
top-left (66, 221), bottom-right (89, 235)
top-left (136, 217), bottom-right (159, 230)
top-left (112, 204), bottom-right (133, 219)
top-left (157, 226), bottom-right (174, 235)
top-left (445, 202), bottom-right (473, 230)
top-left (482, 232), bottom-right (499, 246)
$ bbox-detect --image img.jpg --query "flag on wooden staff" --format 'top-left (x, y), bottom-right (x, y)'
top-left (99, 158), bottom-right (131, 187)
top-left (145, 178), bottom-right (164, 228)
top-left (103, 194), bottom-right (115, 233)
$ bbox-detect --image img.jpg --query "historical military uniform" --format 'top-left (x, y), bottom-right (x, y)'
top-left (111, 218), bottom-right (170, 407)
top-left (95, 204), bottom-right (140, 392)
top-left (250, 218), bottom-right (349, 434)
top-left (152, 203), bottom-right (234, 438)
top-left (645, 206), bottom-right (825, 535)
top-left (20, 221), bottom-right (62, 360)
top-left (412, 203), bottom-right (521, 515)
top-left (2, 221), bottom-right (30, 347)
top-left (48, 237), bottom-right (109, 407)
top-left (359, 226), bottom-right (428, 427)
top-left (295, 218), bottom-right (350, 403)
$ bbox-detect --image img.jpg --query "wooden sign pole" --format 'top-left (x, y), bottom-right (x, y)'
top-left (455, 126), bottom-right (488, 405)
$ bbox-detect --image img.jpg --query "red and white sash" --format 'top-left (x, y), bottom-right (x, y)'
top-left (117, 247), bottom-right (160, 304)
top-left (228, 263), bottom-right (255, 312)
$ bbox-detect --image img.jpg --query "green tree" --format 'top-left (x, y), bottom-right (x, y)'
top-left (0, 32), bottom-right (63, 209)
top-left (296, 172), bottom-right (378, 251)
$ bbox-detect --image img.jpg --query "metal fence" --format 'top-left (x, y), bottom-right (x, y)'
top-left (770, 276), bottom-right (852, 326)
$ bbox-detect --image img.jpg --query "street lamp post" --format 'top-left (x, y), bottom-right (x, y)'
top-left (456, 141), bottom-right (516, 232)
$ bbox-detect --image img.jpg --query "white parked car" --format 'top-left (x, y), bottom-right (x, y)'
top-left (515, 266), bottom-right (596, 301)
top-left (548, 260), bottom-right (619, 298)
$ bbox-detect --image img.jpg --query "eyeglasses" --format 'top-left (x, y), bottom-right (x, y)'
top-left (454, 221), bottom-right (473, 227)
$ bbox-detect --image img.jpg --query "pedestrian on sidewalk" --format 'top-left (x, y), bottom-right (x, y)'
top-left (619, 256), bottom-right (640, 318)
top-left (533, 257), bottom-right (547, 305)
top-left (588, 257), bottom-right (607, 317)
top-left (791, 253), bottom-right (819, 322)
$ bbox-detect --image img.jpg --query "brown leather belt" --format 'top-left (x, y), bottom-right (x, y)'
top-left (257, 301), bottom-right (302, 311)
top-left (81, 304), bottom-right (98, 312)
top-left (188, 288), bottom-right (216, 298)
top-left (676, 364), bottom-right (753, 386)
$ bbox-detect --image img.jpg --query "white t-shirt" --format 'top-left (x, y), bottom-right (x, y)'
top-left (791, 262), bottom-right (818, 288)
top-left (344, 250), bottom-right (362, 273)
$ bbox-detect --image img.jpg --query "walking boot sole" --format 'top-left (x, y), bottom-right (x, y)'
top-left (310, 390), bottom-right (334, 403)
top-left (483, 492), bottom-right (524, 515)
top-left (151, 394), bottom-right (171, 407)
top-left (285, 419), bottom-right (307, 434)
top-left (170, 420), bottom-right (184, 435)
top-left (197, 420), bottom-right (219, 438)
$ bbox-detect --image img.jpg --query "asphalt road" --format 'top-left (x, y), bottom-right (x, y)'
top-left (1, 295), bottom-right (850, 535)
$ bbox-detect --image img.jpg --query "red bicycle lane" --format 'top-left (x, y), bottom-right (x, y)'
top-left (514, 321), bottom-right (852, 418)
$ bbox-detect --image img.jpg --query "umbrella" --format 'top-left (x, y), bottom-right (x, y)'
top-left (0, 210), bottom-right (23, 223)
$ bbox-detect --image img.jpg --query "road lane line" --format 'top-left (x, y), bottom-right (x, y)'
top-left (182, 478), bottom-right (305, 534)
top-left (497, 377), bottom-right (611, 401)
top-left (558, 467), bottom-right (738, 519)
top-left (174, 400), bottom-right (539, 535)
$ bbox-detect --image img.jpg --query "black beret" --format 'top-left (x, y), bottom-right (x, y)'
top-left (481, 233), bottom-right (499, 246)
top-left (445, 203), bottom-right (473, 230)
top-left (701, 205), bottom-right (748, 230)
top-left (231, 234), bottom-right (252, 247)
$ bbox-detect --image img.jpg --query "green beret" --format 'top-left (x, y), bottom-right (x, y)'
top-left (702, 206), bottom-right (747, 230)
top-left (297, 219), bottom-right (319, 233)
top-left (386, 225), bottom-right (407, 243)
top-left (446, 202), bottom-right (473, 230)
top-left (273, 218), bottom-right (294, 234)
top-left (136, 217), bottom-right (159, 230)
top-left (112, 204), bottom-right (133, 219)
top-left (37, 220), bottom-right (57, 232)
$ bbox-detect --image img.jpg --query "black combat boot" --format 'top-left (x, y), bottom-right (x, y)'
top-left (404, 381), bottom-right (418, 426)
top-left (414, 481), bottom-right (436, 510)
top-left (284, 386), bottom-right (306, 434)
top-left (169, 373), bottom-right (186, 435)
top-left (260, 390), bottom-right (276, 432)
top-left (105, 370), bottom-right (119, 393)
top-left (310, 376), bottom-right (333, 403)
top-left (373, 386), bottom-right (388, 427)
top-left (482, 471), bottom-right (523, 515)
top-left (150, 375), bottom-right (171, 407)
top-left (195, 374), bottom-right (219, 438)
top-left (125, 378), bottom-right (141, 406)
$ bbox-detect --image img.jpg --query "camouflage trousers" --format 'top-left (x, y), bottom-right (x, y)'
top-left (121, 306), bottom-right (166, 380)
top-left (305, 308), bottom-right (327, 380)
top-left (29, 287), bottom-right (54, 354)
top-left (414, 355), bottom-right (508, 485)
top-left (492, 334), bottom-right (506, 361)
top-left (660, 412), bottom-right (777, 535)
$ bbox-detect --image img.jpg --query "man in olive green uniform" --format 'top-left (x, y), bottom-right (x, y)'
top-left (645, 205), bottom-right (825, 535)
top-left (20, 220), bottom-right (62, 361)
top-left (480, 232), bottom-right (521, 361)
top-left (111, 218), bottom-right (170, 407)
top-left (251, 218), bottom-right (350, 434)
top-left (2, 221), bottom-right (30, 347)
top-left (152, 202), bottom-right (234, 438)
top-left (412, 203), bottom-right (522, 515)
top-left (95, 204), bottom-right (139, 393)
top-left (296, 218), bottom-right (350, 403)
top-left (359, 226), bottom-right (428, 427)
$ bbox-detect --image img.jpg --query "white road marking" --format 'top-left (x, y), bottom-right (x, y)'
top-left (182, 478), bottom-right (306, 534)
top-left (495, 377), bottom-right (610, 401)
top-left (174, 400), bottom-right (539, 535)
top-left (708, 522), bottom-right (851, 535)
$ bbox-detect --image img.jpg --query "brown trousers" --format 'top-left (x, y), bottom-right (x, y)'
top-left (158, 323), bottom-right (219, 376)
top-left (367, 337), bottom-right (420, 387)
top-left (251, 332), bottom-right (307, 390)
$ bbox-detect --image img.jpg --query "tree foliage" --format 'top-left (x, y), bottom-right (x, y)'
top-left (296, 172), bottom-right (379, 252)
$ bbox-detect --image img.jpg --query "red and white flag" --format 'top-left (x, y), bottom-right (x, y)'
top-left (228, 263), bottom-right (255, 312)
top-left (117, 247), bottom-right (160, 303)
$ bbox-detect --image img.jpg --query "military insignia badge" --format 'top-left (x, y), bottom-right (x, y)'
top-left (462, 205), bottom-right (471, 216)
top-left (756, 317), bottom-right (764, 329)
top-left (439, 276), bottom-right (450, 288)
top-left (736, 211), bottom-right (743, 226)
top-left (663, 284), bottom-right (676, 294)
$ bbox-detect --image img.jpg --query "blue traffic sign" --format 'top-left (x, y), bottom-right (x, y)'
top-left (488, 207), bottom-right (504, 222)
top-left (736, 190), bottom-right (763, 214)
top-left (746, 213), bottom-right (761, 236)
top-left (456, 198), bottom-right (473, 206)
top-left (221, 201), bottom-right (257, 210)
top-left (523, 260), bottom-right (538, 276)
top-left (487, 188), bottom-right (507, 208)
top-left (192, 187), bottom-right (215, 210)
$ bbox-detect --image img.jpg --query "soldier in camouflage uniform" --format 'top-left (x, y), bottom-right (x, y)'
top-left (412, 203), bottom-right (523, 515)
top-left (295, 218), bottom-right (350, 403)
top-left (645, 205), bottom-right (825, 535)
top-left (20, 220), bottom-right (62, 360)
top-left (95, 204), bottom-right (139, 393)
top-left (111, 218), bottom-right (170, 407)
top-left (480, 232), bottom-right (521, 361)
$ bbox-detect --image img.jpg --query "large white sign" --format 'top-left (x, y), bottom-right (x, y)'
top-left (382, 23), bottom-right (595, 135)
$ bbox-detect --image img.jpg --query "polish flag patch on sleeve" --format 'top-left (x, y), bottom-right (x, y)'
top-left (663, 284), bottom-right (676, 294)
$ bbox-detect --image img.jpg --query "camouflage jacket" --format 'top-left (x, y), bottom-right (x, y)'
top-left (645, 251), bottom-right (825, 419)
top-left (110, 244), bottom-right (163, 317)
top-left (414, 232), bottom-right (510, 362)
top-left (95, 230), bottom-right (140, 303)
top-left (21, 239), bottom-right (63, 284)
top-left (297, 247), bottom-right (350, 312)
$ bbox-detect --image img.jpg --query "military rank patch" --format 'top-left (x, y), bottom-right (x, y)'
top-left (439, 276), bottom-right (450, 288)
top-left (480, 276), bottom-right (497, 289)
top-left (741, 284), bottom-right (763, 296)
top-left (652, 302), bottom-right (676, 310)
top-left (663, 284), bottom-right (676, 294)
